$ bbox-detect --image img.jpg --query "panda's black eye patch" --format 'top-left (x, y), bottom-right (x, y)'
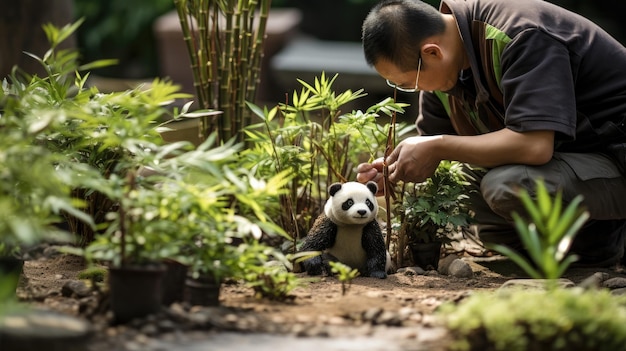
top-left (342, 199), bottom-right (354, 211)
top-left (366, 199), bottom-right (374, 211)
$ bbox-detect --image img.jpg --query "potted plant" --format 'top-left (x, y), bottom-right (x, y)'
top-left (395, 161), bottom-right (474, 270)
top-left (160, 141), bottom-right (292, 305)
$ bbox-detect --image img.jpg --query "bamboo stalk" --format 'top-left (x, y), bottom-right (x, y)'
top-left (174, 0), bottom-right (271, 145)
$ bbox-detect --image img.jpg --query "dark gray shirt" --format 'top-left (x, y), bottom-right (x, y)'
top-left (418, 0), bottom-right (626, 152)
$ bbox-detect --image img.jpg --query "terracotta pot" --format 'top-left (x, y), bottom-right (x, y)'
top-left (0, 257), bottom-right (24, 297)
top-left (108, 265), bottom-right (165, 324)
top-left (161, 259), bottom-right (188, 306)
top-left (184, 273), bottom-right (221, 306)
top-left (409, 241), bottom-right (443, 271)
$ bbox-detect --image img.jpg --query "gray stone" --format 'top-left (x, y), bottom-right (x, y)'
top-left (499, 278), bottom-right (574, 290)
top-left (363, 307), bottom-right (383, 322)
top-left (611, 288), bottom-right (626, 296)
top-left (603, 277), bottom-right (626, 290)
top-left (397, 266), bottom-right (426, 276)
top-left (61, 280), bottom-right (91, 298)
top-left (140, 323), bottom-right (160, 336)
top-left (437, 255), bottom-right (458, 275)
top-left (447, 259), bottom-right (473, 278)
top-left (578, 272), bottom-right (610, 289)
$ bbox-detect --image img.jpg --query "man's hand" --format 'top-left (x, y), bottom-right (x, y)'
top-left (356, 158), bottom-right (385, 196)
top-left (356, 135), bottom-right (442, 193)
top-left (357, 129), bottom-right (555, 189)
top-left (385, 135), bottom-right (442, 183)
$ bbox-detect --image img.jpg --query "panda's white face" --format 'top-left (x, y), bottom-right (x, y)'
top-left (324, 182), bottom-right (378, 225)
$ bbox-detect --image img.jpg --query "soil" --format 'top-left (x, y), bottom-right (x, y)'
top-left (11, 244), bottom-right (626, 351)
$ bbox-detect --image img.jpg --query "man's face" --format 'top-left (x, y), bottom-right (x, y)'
top-left (374, 56), bottom-right (460, 93)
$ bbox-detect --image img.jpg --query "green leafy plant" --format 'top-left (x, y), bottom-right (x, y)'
top-left (237, 241), bottom-right (306, 301)
top-left (329, 261), bottom-right (360, 296)
top-left (4, 20), bottom-right (304, 307)
top-left (77, 266), bottom-right (107, 282)
top-left (396, 161), bottom-right (474, 246)
top-left (245, 73), bottom-right (411, 242)
top-left (78, 133), bottom-right (291, 274)
top-left (174, 0), bottom-right (272, 144)
top-left (440, 288), bottom-right (626, 351)
top-left (0, 23), bottom-right (102, 257)
top-left (488, 179), bottom-right (589, 282)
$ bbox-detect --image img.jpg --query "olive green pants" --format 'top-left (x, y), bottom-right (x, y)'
top-left (464, 152), bottom-right (626, 265)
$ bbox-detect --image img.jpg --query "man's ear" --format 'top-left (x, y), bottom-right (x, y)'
top-left (422, 43), bottom-right (443, 60)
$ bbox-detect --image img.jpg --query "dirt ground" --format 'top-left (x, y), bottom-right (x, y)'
top-left (12, 246), bottom-right (626, 351)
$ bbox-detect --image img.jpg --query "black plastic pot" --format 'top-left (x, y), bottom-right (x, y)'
top-left (184, 273), bottom-right (221, 306)
top-left (409, 241), bottom-right (443, 271)
top-left (161, 259), bottom-right (188, 306)
top-left (108, 264), bottom-right (165, 324)
top-left (0, 257), bottom-right (24, 297)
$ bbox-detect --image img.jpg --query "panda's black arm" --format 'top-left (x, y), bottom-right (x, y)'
top-left (361, 220), bottom-right (387, 274)
top-left (300, 214), bottom-right (337, 251)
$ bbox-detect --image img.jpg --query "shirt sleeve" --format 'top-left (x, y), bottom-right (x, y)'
top-left (500, 29), bottom-right (577, 141)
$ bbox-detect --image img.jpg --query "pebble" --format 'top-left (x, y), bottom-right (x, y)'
top-left (447, 259), bottom-right (473, 278)
top-left (61, 280), bottom-right (92, 298)
top-left (397, 266), bottom-right (426, 276)
top-left (437, 256), bottom-right (457, 275)
top-left (611, 288), bottom-right (626, 296)
top-left (140, 324), bottom-right (159, 336)
top-left (577, 272), bottom-right (610, 289)
top-left (602, 277), bottom-right (626, 290)
top-left (363, 307), bottom-right (383, 322)
top-left (500, 278), bottom-right (575, 290)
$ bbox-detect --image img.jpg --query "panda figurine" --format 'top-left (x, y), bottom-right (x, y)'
top-left (299, 181), bottom-right (391, 279)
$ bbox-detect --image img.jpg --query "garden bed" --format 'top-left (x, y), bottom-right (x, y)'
top-left (14, 245), bottom-right (625, 351)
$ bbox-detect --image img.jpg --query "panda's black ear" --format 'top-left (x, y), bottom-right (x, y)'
top-left (328, 183), bottom-right (342, 196)
top-left (365, 181), bottom-right (378, 195)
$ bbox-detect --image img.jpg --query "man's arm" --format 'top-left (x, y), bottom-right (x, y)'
top-left (385, 128), bottom-right (554, 183)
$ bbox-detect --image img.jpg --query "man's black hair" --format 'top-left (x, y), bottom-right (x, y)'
top-left (362, 0), bottom-right (446, 71)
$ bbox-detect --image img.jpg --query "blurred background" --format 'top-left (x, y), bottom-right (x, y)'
top-left (2, 0), bottom-right (625, 118)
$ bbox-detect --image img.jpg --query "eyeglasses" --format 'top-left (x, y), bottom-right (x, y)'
top-left (386, 57), bottom-right (421, 93)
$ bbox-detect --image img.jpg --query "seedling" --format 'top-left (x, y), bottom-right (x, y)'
top-left (488, 179), bottom-right (589, 285)
top-left (329, 261), bottom-right (360, 295)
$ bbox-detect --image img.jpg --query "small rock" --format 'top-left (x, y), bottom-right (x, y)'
top-left (437, 255), bottom-right (458, 275)
top-left (603, 277), bottom-right (626, 290)
top-left (376, 311), bottom-right (402, 326)
top-left (611, 288), bottom-right (626, 296)
top-left (187, 310), bottom-right (211, 326)
top-left (578, 272), bottom-right (610, 289)
top-left (448, 259), bottom-right (473, 278)
top-left (61, 280), bottom-right (92, 298)
top-left (139, 323), bottom-right (159, 336)
top-left (362, 307), bottom-right (383, 322)
top-left (500, 278), bottom-right (574, 290)
top-left (397, 307), bottom-right (417, 320)
top-left (157, 319), bottom-right (177, 332)
top-left (397, 266), bottom-right (426, 276)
